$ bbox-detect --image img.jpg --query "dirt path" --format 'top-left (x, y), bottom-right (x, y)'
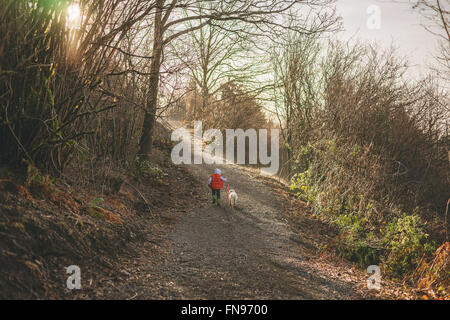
top-left (97, 160), bottom-right (382, 300)
top-left (90, 122), bottom-right (416, 300)
top-left (159, 162), bottom-right (365, 299)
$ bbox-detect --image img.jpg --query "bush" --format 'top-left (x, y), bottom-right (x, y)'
top-left (383, 214), bottom-right (435, 278)
top-left (0, 1), bottom-right (146, 173)
top-left (128, 157), bottom-right (166, 180)
top-left (0, 1), bottom-right (78, 171)
top-left (281, 40), bottom-right (448, 280)
top-left (337, 238), bottom-right (381, 268)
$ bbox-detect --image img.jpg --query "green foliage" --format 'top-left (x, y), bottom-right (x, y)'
top-left (128, 157), bottom-right (166, 180)
top-left (335, 213), bottom-right (367, 236)
top-left (24, 160), bottom-right (55, 186)
top-left (290, 142), bottom-right (436, 278)
top-left (333, 211), bottom-right (381, 268)
top-left (383, 214), bottom-right (435, 278)
top-left (88, 197), bottom-right (104, 208)
top-left (351, 144), bottom-right (361, 156)
top-left (85, 207), bottom-right (106, 220)
top-left (278, 39), bottom-right (447, 284)
top-left (290, 170), bottom-right (319, 204)
top-left (337, 238), bottom-right (381, 268)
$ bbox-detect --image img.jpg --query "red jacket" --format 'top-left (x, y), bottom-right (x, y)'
top-left (210, 173), bottom-right (223, 190)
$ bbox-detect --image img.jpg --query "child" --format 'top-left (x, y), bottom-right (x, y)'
top-left (208, 168), bottom-right (228, 206)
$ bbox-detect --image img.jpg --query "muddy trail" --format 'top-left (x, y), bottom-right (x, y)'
top-left (95, 159), bottom-right (390, 300)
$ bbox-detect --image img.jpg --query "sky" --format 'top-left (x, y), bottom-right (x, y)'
top-left (334, 0), bottom-right (444, 77)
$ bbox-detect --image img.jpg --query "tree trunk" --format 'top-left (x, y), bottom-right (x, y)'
top-left (137, 1), bottom-right (164, 159)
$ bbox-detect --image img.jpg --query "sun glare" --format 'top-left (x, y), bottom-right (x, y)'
top-left (67, 4), bottom-right (81, 26)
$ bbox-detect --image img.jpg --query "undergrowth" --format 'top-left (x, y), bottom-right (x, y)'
top-left (290, 140), bottom-right (440, 281)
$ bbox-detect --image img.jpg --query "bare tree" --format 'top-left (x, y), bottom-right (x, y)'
top-left (136, 0), bottom-right (339, 158)
top-left (0, 0), bottom-right (156, 171)
top-left (170, 4), bottom-right (261, 119)
top-left (271, 18), bottom-right (326, 174)
top-left (412, 0), bottom-right (450, 80)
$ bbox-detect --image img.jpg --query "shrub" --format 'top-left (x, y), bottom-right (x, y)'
top-left (128, 157), bottom-right (166, 180)
top-left (282, 40), bottom-right (448, 281)
top-left (337, 238), bottom-right (381, 268)
top-left (383, 214), bottom-right (435, 278)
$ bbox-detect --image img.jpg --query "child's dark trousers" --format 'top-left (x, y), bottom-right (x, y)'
top-left (211, 189), bottom-right (221, 203)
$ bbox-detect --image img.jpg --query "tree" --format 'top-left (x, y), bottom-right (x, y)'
top-left (216, 81), bottom-right (268, 130)
top-left (271, 19), bottom-right (325, 174)
top-left (0, 0), bottom-right (156, 171)
top-left (412, 0), bottom-right (450, 80)
top-left (171, 4), bottom-right (259, 119)
top-left (136, 0), bottom-right (339, 159)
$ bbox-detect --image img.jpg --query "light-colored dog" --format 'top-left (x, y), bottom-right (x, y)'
top-left (227, 188), bottom-right (238, 210)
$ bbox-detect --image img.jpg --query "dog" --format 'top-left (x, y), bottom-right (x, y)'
top-left (227, 188), bottom-right (238, 210)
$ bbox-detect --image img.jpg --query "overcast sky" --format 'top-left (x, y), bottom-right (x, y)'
top-left (334, 0), bottom-right (444, 77)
